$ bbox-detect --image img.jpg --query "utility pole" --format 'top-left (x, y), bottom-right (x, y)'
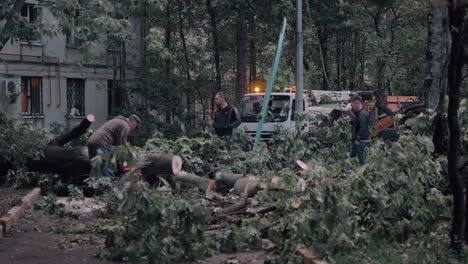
top-left (253, 18), bottom-right (287, 149)
top-left (295, 0), bottom-right (304, 129)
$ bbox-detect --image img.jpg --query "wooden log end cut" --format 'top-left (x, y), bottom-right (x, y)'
top-left (294, 160), bottom-right (309, 175)
top-left (86, 114), bottom-right (96, 123)
top-left (172, 155), bottom-right (183, 175)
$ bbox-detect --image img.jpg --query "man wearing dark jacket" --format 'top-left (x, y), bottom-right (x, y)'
top-left (213, 92), bottom-right (241, 150)
top-left (349, 95), bottom-right (370, 165)
top-left (88, 114), bottom-right (140, 179)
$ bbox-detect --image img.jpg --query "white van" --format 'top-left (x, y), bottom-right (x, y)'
top-left (238, 90), bottom-right (349, 141)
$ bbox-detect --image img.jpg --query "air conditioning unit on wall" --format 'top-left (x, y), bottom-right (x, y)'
top-left (1, 79), bottom-right (21, 97)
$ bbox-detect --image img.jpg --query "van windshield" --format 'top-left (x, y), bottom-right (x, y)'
top-left (239, 95), bottom-right (290, 123)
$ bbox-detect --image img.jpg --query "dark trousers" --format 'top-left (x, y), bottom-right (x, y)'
top-left (88, 143), bottom-right (115, 180)
top-left (220, 135), bottom-right (232, 151)
top-left (350, 141), bottom-right (369, 165)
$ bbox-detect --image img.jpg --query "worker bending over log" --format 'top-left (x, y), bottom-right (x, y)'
top-left (87, 114), bottom-right (141, 182)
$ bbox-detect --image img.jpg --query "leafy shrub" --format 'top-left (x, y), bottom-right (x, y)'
top-left (98, 166), bottom-right (211, 263)
top-left (0, 116), bottom-right (51, 167)
top-left (142, 131), bottom-right (236, 175)
top-left (249, 133), bottom-right (449, 262)
top-left (0, 116), bottom-right (53, 183)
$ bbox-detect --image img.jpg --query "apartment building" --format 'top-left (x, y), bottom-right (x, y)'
top-left (0, 1), bottom-right (142, 129)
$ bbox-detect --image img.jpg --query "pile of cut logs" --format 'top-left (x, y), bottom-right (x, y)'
top-left (20, 115), bottom-right (309, 198)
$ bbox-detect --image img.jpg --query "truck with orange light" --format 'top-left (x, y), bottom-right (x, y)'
top-left (238, 88), bottom-right (345, 141)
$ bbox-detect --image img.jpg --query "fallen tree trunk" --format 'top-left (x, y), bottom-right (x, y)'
top-left (25, 116), bottom-right (182, 186)
top-left (293, 160), bottom-right (308, 176)
top-left (27, 117), bottom-right (95, 184)
top-left (138, 154), bottom-right (182, 185)
top-left (214, 172), bottom-right (255, 193)
top-left (28, 147), bottom-right (183, 186)
top-left (174, 171), bottom-right (214, 193)
top-left (50, 114), bottom-right (95, 146)
top-left (234, 178), bottom-right (262, 197)
top-left (216, 198), bottom-right (250, 215)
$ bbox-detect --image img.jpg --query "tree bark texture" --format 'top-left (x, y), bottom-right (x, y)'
top-left (336, 34), bottom-right (342, 89)
top-left (432, 81), bottom-right (448, 156)
top-left (447, 0), bottom-right (467, 251)
top-left (425, 8), bottom-right (447, 109)
top-left (317, 27), bottom-right (330, 90)
top-left (164, 1), bottom-right (173, 123)
top-left (174, 171), bottom-right (212, 193)
top-left (50, 114), bottom-right (95, 146)
top-left (235, 12), bottom-right (249, 104)
top-left (176, 0), bottom-right (193, 113)
top-left (249, 15), bottom-right (257, 82)
top-left (217, 198), bottom-right (250, 215)
top-left (138, 154), bottom-right (182, 184)
top-left (234, 178), bottom-right (261, 197)
top-left (214, 172), bottom-right (254, 193)
top-left (206, 0), bottom-right (222, 92)
top-left (23, 118), bottom-right (183, 186)
top-left (375, 11), bottom-right (389, 110)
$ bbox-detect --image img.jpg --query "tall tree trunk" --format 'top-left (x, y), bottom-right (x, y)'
top-left (349, 31), bottom-right (359, 91)
top-left (358, 38), bottom-right (366, 90)
top-left (235, 13), bottom-right (249, 104)
top-left (119, 43), bottom-right (131, 111)
top-left (0, 0), bottom-right (25, 51)
top-left (164, 1), bottom-right (172, 123)
top-left (447, 0), bottom-right (467, 252)
top-left (206, 0), bottom-right (222, 92)
top-left (336, 34), bottom-right (342, 90)
top-left (432, 77), bottom-right (448, 156)
top-left (140, 3), bottom-right (148, 108)
top-left (176, 0), bottom-right (192, 113)
top-left (424, 7), bottom-right (447, 109)
top-left (111, 51), bottom-right (119, 115)
top-left (249, 15), bottom-right (257, 82)
top-left (317, 27), bottom-right (330, 90)
top-left (341, 34), bottom-right (348, 90)
top-left (374, 11), bottom-right (390, 115)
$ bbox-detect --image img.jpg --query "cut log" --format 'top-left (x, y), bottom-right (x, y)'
top-left (144, 174), bottom-right (174, 188)
top-left (214, 172), bottom-right (255, 193)
top-left (296, 248), bottom-right (328, 264)
top-left (8, 113), bottom-right (184, 190)
top-left (297, 177), bottom-right (307, 192)
top-left (269, 176), bottom-right (280, 185)
top-left (205, 180), bottom-right (217, 199)
top-left (50, 114), bottom-right (95, 146)
top-left (28, 148), bottom-right (183, 188)
top-left (26, 146), bottom-right (90, 184)
top-left (217, 198), bottom-right (250, 215)
top-left (24, 114), bottom-right (95, 185)
top-left (234, 178), bottom-right (262, 197)
top-left (293, 160), bottom-right (308, 176)
top-left (137, 154), bottom-right (183, 184)
top-left (174, 171), bottom-right (212, 193)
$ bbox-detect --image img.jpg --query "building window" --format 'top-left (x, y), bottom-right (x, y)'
top-left (67, 78), bottom-right (85, 116)
top-left (66, 29), bottom-right (83, 48)
top-left (21, 4), bottom-right (41, 42)
top-left (65, 10), bottom-right (83, 48)
top-left (21, 77), bottom-right (43, 116)
top-left (108, 80), bottom-right (122, 115)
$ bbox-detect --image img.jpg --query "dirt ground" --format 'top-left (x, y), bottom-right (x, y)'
top-left (0, 209), bottom-right (116, 264)
top-left (0, 198), bottom-right (269, 264)
top-left (0, 188), bottom-right (32, 216)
